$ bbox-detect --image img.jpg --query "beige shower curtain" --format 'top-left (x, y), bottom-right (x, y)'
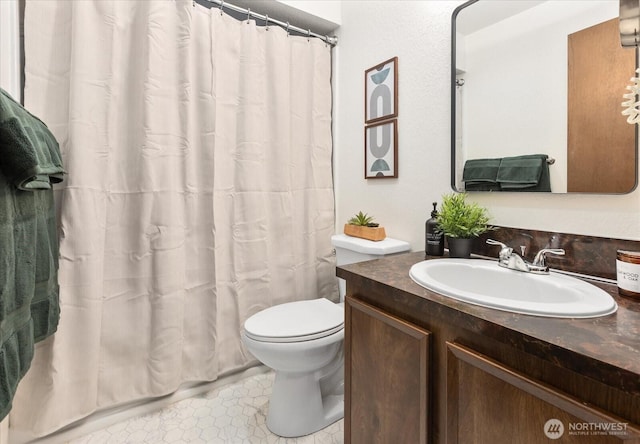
top-left (10, 0), bottom-right (336, 437)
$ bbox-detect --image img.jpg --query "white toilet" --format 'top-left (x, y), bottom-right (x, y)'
top-left (241, 234), bottom-right (411, 437)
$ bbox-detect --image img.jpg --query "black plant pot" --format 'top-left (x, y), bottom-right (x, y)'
top-left (446, 237), bottom-right (474, 258)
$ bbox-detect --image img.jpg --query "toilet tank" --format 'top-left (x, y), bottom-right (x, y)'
top-left (331, 234), bottom-right (411, 299)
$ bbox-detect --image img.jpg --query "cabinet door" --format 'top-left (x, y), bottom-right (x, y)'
top-left (345, 296), bottom-right (431, 444)
top-left (446, 342), bottom-right (640, 444)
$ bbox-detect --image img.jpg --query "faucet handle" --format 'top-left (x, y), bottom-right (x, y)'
top-left (532, 248), bottom-right (565, 267)
top-left (486, 239), bottom-right (513, 260)
top-left (486, 239), bottom-right (508, 249)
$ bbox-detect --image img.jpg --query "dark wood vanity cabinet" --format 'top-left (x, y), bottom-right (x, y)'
top-left (342, 261), bottom-right (640, 444)
top-left (447, 342), bottom-right (639, 444)
top-left (345, 297), bottom-right (431, 444)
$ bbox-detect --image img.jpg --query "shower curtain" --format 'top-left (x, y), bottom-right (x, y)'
top-left (10, 0), bottom-right (336, 437)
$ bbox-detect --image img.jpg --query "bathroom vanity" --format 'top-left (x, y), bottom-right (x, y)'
top-left (338, 248), bottom-right (640, 443)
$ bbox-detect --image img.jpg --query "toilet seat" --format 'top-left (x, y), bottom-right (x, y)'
top-left (244, 298), bottom-right (344, 343)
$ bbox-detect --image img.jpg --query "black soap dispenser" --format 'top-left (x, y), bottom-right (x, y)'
top-left (425, 202), bottom-right (444, 257)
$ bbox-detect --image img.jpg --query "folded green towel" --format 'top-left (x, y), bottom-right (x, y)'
top-left (497, 154), bottom-right (551, 192)
top-left (462, 158), bottom-right (501, 191)
top-left (0, 89), bottom-right (64, 190)
top-left (0, 88), bottom-right (64, 420)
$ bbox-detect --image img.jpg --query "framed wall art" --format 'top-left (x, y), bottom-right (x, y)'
top-left (365, 119), bottom-right (398, 179)
top-left (364, 57), bottom-right (398, 124)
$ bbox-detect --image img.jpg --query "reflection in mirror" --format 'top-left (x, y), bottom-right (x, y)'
top-left (452, 0), bottom-right (638, 194)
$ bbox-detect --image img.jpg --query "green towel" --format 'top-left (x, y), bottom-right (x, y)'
top-left (462, 158), bottom-right (501, 191)
top-left (0, 88), bottom-right (64, 420)
top-left (497, 154), bottom-right (551, 192)
top-left (0, 89), bottom-right (64, 190)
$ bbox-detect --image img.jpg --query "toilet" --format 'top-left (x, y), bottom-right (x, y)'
top-left (241, 234), bottom-right (411, 437)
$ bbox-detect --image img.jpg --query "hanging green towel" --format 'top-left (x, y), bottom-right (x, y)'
top-left (497, 154), bottom-right (551, 192)
top-left (462, 158), bottom-right (501, 191)
top-left (0, 88), bottom-right (64, 420)
top-left (0, 89), bottom-right (64, 190)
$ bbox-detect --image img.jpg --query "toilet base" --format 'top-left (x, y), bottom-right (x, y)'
top-left (266, 368), bottom-right (344, 438)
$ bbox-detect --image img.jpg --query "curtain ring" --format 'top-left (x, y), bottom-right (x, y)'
top-left (307, 29), bottom-right (311, 42)
top-left (286, 22), bottom-right (290, 37)
top-left (265, 14), bottom-right (269, 30)
top-left (247, 8), bottom-right (251, 24)
top-left (219, 0), bottom-right (224, 15)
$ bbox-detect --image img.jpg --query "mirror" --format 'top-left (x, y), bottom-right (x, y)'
top-left (452, 0), bottom-right (638, 194)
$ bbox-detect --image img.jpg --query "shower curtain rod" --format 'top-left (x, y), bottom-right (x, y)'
top-left (201, 0), bottom-right (338, 46)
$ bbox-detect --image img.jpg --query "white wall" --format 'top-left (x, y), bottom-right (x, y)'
top-left (279, 0), bottom-right (341, 26)
top-left (0, 0), bottom-right (20, 99)
top-left (230, 0), bottom-right (340, 36)
top-left (333, 0), bottom-right (640, 250)
top-left (334, 1), bottom-right (455, 251)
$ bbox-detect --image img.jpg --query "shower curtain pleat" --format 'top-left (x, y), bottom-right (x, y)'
top-left (10, 0), bottom-right (336, 437)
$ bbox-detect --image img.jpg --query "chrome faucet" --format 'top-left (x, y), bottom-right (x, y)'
top-left (486, 239), bottom-right (565, 274)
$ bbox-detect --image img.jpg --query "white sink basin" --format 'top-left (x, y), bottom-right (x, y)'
top-left (409, 259), bottom-right (617, 318)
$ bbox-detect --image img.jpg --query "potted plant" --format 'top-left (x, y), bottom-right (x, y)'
top-left (436, 193), bottom-right (493, 258)
top-left (344, 211), bottom-right (386, 241)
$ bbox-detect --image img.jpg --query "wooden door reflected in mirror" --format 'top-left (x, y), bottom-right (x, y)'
top-left (568, 18), bottom-right (636, 193)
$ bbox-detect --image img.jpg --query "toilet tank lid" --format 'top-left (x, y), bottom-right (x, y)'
top-left (331, 234), bottom-right (411, 255)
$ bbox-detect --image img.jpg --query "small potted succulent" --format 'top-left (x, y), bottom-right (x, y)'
top-left (344, 211), bottom-right (386, 241)
top-left (436, 193), bottom-right (493, 258)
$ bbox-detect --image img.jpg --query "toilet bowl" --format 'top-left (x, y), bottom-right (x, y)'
top-left (241, 234), bottom-right (411, 437)
top-left (242, 298), bottom-right (344, 437)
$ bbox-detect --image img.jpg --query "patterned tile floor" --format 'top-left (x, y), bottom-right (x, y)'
top-left (67, 371), bottom-right (344, 444)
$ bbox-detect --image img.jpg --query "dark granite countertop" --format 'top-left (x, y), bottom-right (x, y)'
top-left (337, 251), bottom-right (640, 395)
